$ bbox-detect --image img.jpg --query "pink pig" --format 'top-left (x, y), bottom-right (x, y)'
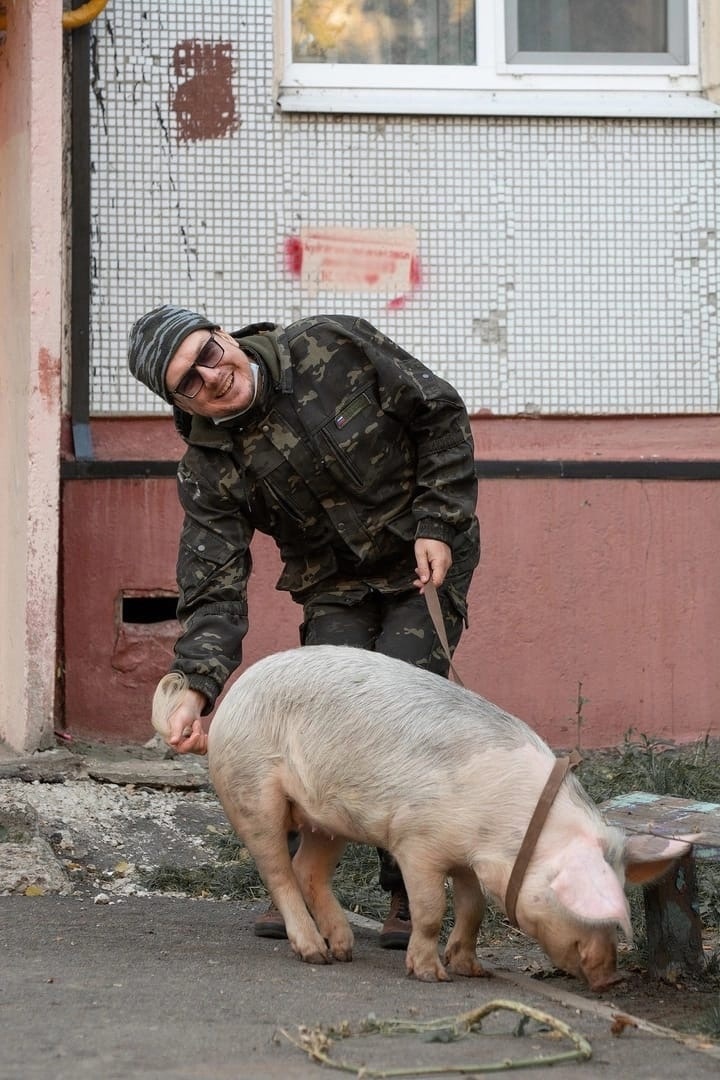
top-left (153, 645), bottom-right (692, 990)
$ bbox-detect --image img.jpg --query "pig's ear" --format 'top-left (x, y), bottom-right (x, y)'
top-left (549, 851), bottom-right (632, 936)
top-left (623, 834), bottom-right (695, 885)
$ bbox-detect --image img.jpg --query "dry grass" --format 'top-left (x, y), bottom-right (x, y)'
top-left (576, 732), bottom-right (720, 804)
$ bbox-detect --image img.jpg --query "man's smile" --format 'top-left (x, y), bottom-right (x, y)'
top-left (216, 372), bottom-right (234, 399)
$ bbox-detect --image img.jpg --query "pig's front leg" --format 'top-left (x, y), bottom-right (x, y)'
top-left (443, 867), bottom-right (491, 977)
top-left (292, 830), bottom-right (354, 962)
top-left (398, 860), bottom-right (451, 982)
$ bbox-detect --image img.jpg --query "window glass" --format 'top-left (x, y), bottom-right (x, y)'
top-left (509, 0), bottom-right (687, 63)
top-left (292, 0), bottom-right (476, 65)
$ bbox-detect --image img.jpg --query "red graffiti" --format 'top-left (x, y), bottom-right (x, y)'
top-left (285, 229), bottom-right (420, 302)
top-left (37, 346), bottom-right (61, 410)
top-left (387, 257), bottom-right (423, 309)
top-left (284, 236), bottom-right (303, 276)
top-left (410, 256), bottom-right (423, 287)
top-left (172, 40), bottom-right (239, 142)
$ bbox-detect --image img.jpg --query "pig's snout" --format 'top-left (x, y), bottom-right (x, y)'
top-left (586, 968), bottom-right (627, 992)
top-left (578, 930), bottom-right (621, 992)
top-left (534, 920), bottom-right (621, 992)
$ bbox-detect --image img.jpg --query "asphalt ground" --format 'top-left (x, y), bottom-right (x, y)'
top-left (3, 894), bottom-right (720, 1080)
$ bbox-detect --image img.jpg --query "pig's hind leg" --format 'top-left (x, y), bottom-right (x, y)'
top-left (443, 867), bottom-right (491, 978)
top-left (217, 786), bottom-right (333, 965)
top-left (292, 830), bottom-right (354, 962)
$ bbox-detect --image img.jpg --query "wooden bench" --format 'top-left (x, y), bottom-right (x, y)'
top-left (600, 792), bottom-right (720, 979)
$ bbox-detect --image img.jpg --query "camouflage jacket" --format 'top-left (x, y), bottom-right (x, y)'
top-left (171, 314), bottom-right (479, 708)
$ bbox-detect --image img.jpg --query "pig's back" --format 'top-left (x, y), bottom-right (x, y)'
top-left (209, 644), bottom-right (550, 769)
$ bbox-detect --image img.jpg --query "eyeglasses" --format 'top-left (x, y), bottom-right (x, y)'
top-left (171, 335), bottom-right (224, 399)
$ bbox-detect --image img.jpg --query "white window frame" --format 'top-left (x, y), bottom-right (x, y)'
top-left (276, 0), bottom-right (720, 118)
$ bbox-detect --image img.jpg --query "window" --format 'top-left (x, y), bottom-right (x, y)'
top-left (291, 0), bottom-right (476, 66)
top-left (507, 0), bottom-right (688, 64)
top-left (278, 1), bottom-right (720, 117)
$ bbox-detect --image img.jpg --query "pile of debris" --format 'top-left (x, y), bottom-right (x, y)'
top-left (0, 740), bottom-right (228, 901)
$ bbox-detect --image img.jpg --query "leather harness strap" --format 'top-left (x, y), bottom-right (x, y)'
top-left (505, 749), bottom-right (582, 928)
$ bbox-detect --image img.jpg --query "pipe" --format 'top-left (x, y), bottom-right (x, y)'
top-left (0, 0), bottom-right (110, 33)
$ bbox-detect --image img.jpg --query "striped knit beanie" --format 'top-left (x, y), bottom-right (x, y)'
top-left (127, 305), bottom-right (218, 403)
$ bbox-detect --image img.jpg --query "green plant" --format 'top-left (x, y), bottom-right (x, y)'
top-left (573, 681), bottom-right (588, 751)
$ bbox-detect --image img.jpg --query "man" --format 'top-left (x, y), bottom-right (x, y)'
top-left (128, 305), bottom-right (480, 950)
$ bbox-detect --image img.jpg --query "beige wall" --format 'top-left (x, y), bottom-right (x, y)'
top-left (0, 0), bottom-right (63, 750)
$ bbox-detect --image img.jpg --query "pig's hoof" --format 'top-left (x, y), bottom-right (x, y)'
top-left (291, 939), bottom-right (332, 965)
top-left (413, 968), bottom-right (452, 983)
top-left (325, 927), bottom-right (354, 961)
top-left (407, 959), bottom-right (452, 983)
top-left (446, 957), bottom-right (492, 979)
top-left (299, 949), bottom-right (332, 965)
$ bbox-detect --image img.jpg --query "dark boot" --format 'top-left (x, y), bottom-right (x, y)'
top-left (253, 902), bottom-right (287, 939)
top-left (379, 888), bottom-right (412, 950)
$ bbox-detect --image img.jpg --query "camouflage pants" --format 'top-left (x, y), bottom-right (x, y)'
top-left (296, 542), bottom-right (478, 894)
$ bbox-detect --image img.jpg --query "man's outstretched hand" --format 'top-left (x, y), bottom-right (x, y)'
top-left (166, 687), bottom-right (209, 755)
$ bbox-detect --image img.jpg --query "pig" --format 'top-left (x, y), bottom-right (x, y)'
top-left (152, 645), bottom-right (692, 990)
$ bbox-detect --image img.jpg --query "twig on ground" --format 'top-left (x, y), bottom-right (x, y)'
top-left (279, 997), bottom-right (592, 1076)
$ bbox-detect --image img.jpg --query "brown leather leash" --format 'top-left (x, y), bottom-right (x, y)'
top-left (423, 582), bottom-right (582, 929)
top-left (423, 582), bottom-right (465, 686)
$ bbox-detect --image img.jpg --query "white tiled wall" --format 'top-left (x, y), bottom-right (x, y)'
top-left (89, 3), bottom-right (719, 416)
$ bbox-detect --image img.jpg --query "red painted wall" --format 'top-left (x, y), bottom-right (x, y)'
top-left (61, 416), bottom-right (720, 749)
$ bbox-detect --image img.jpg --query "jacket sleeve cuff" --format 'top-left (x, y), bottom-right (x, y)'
top-left (415, 518), bottom-right (456, 546)
top-left (171, 670), bottom-right (221, 716)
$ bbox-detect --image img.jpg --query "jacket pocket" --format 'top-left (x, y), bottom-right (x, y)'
top-left (263, 475), bottom-right (307, 527)
top-left (317, 383), bottom-right (392, 490)
top-left (179, 525), bottom-right (238, 568)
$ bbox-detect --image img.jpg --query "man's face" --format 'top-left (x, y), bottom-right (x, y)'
top-left (165, 329), bottom-right (258, 420)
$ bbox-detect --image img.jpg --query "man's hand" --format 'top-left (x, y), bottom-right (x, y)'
top-left (413, 538), bottom-right (453, 592)
top-left (167, 687), bottom-right (209, 755)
